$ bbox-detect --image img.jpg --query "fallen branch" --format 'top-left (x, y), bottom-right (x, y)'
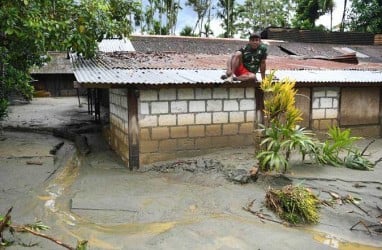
top-left (12, 225), bottom-right (74, 250)
top-left (242, 199), bottom-right (287, 225)
top-left (349, 199), bottom-right (370, 216)
top-left (350, 220), bottom-right (372, 235)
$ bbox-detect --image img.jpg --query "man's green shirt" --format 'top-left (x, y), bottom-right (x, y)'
top-left (239, 44), bottom-right (268, 73)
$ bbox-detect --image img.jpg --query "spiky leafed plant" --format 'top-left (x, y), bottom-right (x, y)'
top-left (256, 72), bottom-right (317, 172)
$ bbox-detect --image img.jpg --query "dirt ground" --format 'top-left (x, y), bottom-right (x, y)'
top-left (1, 97), bottom-right (382, 250)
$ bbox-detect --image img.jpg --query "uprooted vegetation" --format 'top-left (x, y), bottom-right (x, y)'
top-left (265, 185), bottom-right (320, 225)
top-left (256, 72), bottom-right (375, 173)
top-left (0, 207), bottom-right (87, 250)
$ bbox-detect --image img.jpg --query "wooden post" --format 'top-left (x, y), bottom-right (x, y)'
top-left (128, 88), bottom-right (140, 170)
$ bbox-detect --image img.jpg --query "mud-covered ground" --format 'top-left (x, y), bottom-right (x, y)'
top-left (1, 97), bottom-right (381, 250)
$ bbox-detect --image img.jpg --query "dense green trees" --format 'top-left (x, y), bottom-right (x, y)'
top-left (348, 0), bottom-right (382, 33)
top-left (0, 0), bottom-right (140, 120)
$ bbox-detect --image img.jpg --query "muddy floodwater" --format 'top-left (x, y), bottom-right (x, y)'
top-left (1, 97), bottom-right (382, 250)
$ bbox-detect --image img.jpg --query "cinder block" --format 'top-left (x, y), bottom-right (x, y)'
top-left (333, 98), bottom-right (338, 108)
top-left (188, 125), bottom-right (205, 137)
top-left (313, 88), bottom-right (326, 98)
top-left (178, 113), bottom-right (195, 125)
top-left (312, 109), bottom-right (325, 119)
top-left (326, 89), bottom-right (339, 97)
top-left (319, 119), bottom-right (332, 130)
top-left (195, 113), bottom-right (211, 124)
top-left (140, 102), bottom-right (150, 115)
top-left (223, 124), bottom-right (238, 135)
top-left (170, 126), bottom-right (188, 138)
top-left (213, 112), bottom-right (228, 124)
top-left (239, 123), bottom-right (253, 134)
top-left (245, 87), bottom-right (255, 98)
top-left (189, 100), bottom-right (206, 112)
top-left (207, 100), bottom-right (222, 112)
top-left (206, 124), bottom-right (222, 136)
top-left (139, 128), bottom-right (151, 140)
top-left (224, 100), bottom-right (239, 111)
top-left (177, 138), bottom-right (195, 150)
top-left (159, 114), bottom-right (177, 126)
top-left (159, 88), bottom-right (176, 100)
top-left (320, 98), bottom-right (333, 108)
top-left (246, 111), bottom-right (255, 122)
top-left (312, 98), bottom-right (320, 109)
top-left (230, 88), bottom-right (245, 99)
top-left (178, 88), bottom-right (194, 100)
top-left (213, 88), bottom-right (228, 99)
top-left (152, 127), bottom-right (170, 139)
top-left (325, 109), bottom-right (338, 119)
top-left (195, 88), bottom-right (211, 99)
top-left (159, 139), bottom-right (177, 152)
top-left (230, 112), bottom-right (245, 123)
top-left (140, 140), bottom-right (158, 153)
top-left (140, 89), bottom-right (158, 101)
top-left (171, 101), bottom-right (188, 113)
top-left (240, 99), bottom-right (255, 110)
top-left (139, 115), bottom-right (158, 127)
top-left (151, 101), bottom-right (169, 114)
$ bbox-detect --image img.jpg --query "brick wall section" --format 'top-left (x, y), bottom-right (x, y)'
top-left (311, 87), bottom-right (339, 130)
top-left (109, 89), bottom-right (129, 165)
top-left (139, 87), bottom-right (255, 164)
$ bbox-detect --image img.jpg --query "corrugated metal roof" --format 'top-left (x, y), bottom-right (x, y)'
top-left (98, 39), bottom-right (135, 53)
top-left (74, 67), bottom-right (232, 85)
top-left (72, 56), bottom-right (232, 84)
top-left (274, 70), bottom-right (382, 83)
top-left (72, 54), bottom-right (382, 85)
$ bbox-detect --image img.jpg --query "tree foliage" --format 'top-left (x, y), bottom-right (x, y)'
top-left (347, 0), bottom-right (382, 33)
top-left (0, 0), bottom-right (140, 120)
top-left (292, 0), bottom-right (335, 29)
top-left (236, 0), bottom-right (294, 37)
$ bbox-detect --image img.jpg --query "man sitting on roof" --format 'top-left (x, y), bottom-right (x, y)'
top-left (221, 32), bottom-right (267, 82)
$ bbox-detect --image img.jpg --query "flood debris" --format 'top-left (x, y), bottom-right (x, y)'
top-left (322, 191), bottom-right (369, 216)
top-left (265, 185), bottom-right (320, 225)
top-left (350, 220), bottom-right (382, 235)
top-left (242, 199), bottom-right (286, 225)
top-left (26, 160), bottom-right (43, 165)
top-left (0, 207), bottom-right (87, 250)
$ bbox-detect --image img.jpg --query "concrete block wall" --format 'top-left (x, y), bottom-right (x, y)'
top-left (109, 89), bottom-right (129, 164)
top-left (139, 87), bottom-right (256, 164)
top-left (311, 87), bottom-right (339, 130)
